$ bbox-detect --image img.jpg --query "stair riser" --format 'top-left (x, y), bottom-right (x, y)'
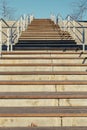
top-left (0, 99), bottom-right (87, 107)
top-left (0, 67), bottom-right (53, 71)
top-left (0, 117), bottom-right (87, 127)
top-left (0, 59), bottom-right (86, 63)
top-left (0, 85), bottom-right (87, 92)
top-left (2, 54), bottom-right (51, 57)
top-left (0, 117), bottom-right (59, 127)
top-left (0, 99), bottom-right (57, 107)
top-left (0, 66), bottom-right (86, 71)
top-left (0, 59), bottom-right (52, 64)
top-left (2, 54), bottom-right (87, 57)
top-left (0, 75), bottom-right (87, 80)
top-left (0, 85), bottom-right (55, 92)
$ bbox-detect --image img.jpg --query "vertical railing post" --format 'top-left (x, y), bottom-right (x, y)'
top-left (30, 14), bottom-right (34, 24)
top-left (17, 21), bottom-right (20, 40)
top-left (23, 14), bottom-right (26, 31)
top-left (68, 16), bottom-right (70, 32)
top-left (63, 20), bottom-right (66, 31)
top-left (26, 15), bottom-right (29, 29)
top-left (58, 15), bottom-right (62, 29)
top-left (0, 21), bottom-right (2, 55)
top-left (20, 16), bottom-right (23, 32)
top-left (56, 15), bottom-right (58, 24)
top-left (10, 28), bottom-right (13, 52)
top-left (82, 28), bottom-right (85, 52)
top-left (50, 14), bottom-right (56, 24)
top-left (73, 20), bottom-right (76, 39)
top-left (7, 28), bottom-right (10, 52)
top-left (54, 14), bottom-right (56, 24)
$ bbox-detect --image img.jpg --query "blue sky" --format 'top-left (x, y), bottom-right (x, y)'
top-left (2, 0), bottom-right (87, 20)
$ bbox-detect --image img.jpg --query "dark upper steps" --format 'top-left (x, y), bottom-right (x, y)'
top-left (14, 19), bottom-right (78, 50)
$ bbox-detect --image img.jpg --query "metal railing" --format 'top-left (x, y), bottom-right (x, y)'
top-left (0, 18), bottom-right (11, 53)
top-left (57, 14), bottom-right (86, 51)
top-left (50, 14), bottom-right (56, 24)
top-left (0, 14), bottom-right (34, 53)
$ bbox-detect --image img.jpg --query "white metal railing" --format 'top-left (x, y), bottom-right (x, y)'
top-left (57, 14), bottom-right (65, 30)
top-left (56, 14), bottom-right (86, 51)
top-left (0, 14), bottom-right (34, 53)
top-left (11, 14), bottom-right (34, 50)
top-left (0, 18), bottom-right (11, 53)
top-left (50, 14), bottom-right (56, 24)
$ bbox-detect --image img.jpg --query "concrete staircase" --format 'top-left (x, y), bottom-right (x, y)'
top-left (14, 19), bottom-right (81, 50)
top-left (0, 50), bottom-right (87, 129)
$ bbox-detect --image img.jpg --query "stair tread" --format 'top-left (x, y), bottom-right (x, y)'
top-left (0, 106), bottom-right (87, 117)
top-left (0, 71), bottom-right (87, 75)
top-left (0, 63), bottom-right (86, 66)
top-left (0, 92), bottom-right (87, 99)
top-left (2, 51), bottom-right (86, 55)
top-left (0, 80), bottom-right (87, 85)
top-left (1, 57), bottom-right (85, 59)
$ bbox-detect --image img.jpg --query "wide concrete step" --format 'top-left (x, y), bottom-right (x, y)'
top-left (0, 71), bottom-right (87, 80)
top-left (0, 84), bottom-right (87, 92)
top-left (0, 106), bottom-right (87, 117)
top-left (1, 75), bottom-right (87, 80)
top-left (0, 117), bottom-right (61, 126)
top-left (0, 63), bottom-right (86, 71)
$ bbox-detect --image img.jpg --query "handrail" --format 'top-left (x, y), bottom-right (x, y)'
top-left (57, 14), bottom-right (85, 51)
top-left (10, 14), bottom-right (30, 46)
top-left (0, 18), bottom-right (10, 28)
top-left (0, 14), bottom-right (33, 53)
top-left (65, 15), bottom-right (83, 27)
top-left (66, 15), bottom-right (85, 51)
top-left (0, 30), bottom-right (8, 37)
